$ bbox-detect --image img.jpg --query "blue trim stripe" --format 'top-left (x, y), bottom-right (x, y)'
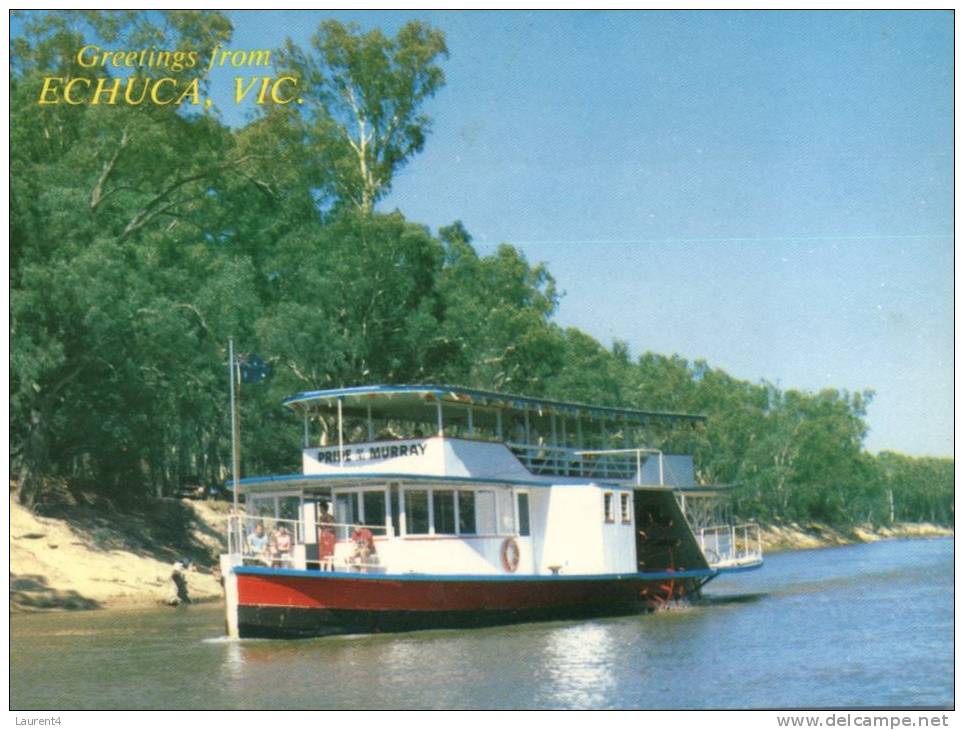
top-left (233, 565), bottom-right (719, 582)
top-left (231, 471), bottom-right (638, 491)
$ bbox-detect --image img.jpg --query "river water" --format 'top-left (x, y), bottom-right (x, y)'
top-left (11, 538), bottom-right (953, 710)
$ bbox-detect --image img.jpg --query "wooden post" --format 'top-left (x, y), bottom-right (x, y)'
top-left (229, 338), bottom-right (240, 513)
top-left (337, 397), bottom-right (344, 465)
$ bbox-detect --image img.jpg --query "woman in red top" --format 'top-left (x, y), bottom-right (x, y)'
top-left (348, 527), bottom-right (377, 568)
top-left (317, 503), bottom-right (337, 563)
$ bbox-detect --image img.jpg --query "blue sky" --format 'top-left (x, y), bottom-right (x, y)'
top-left (24, 10), bottom-right (954, 456)
top-left (225, 11), bottom-right (953, 457)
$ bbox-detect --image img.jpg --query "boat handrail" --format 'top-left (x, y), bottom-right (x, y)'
top-left (575, 447), bottom-right (665, 486)
top-left (507, 442), bottom-right (665, 482)
top-left (695, 523), bottom-right (763, 568)
top-left (285, 384), bottom-right (706, 460)
top-left (226, 513), bottom-right (396, 573)
top-left (301, 433), bottom-right (671, 484)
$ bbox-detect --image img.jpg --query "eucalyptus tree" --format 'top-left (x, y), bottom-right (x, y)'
top-left (9, 10), bottom-right (274, 504)
top-left (544, 331), bottom-right (631, 408)
top-left (873, 451), bottom-right (953, 525)
top-left (435, 222), bottom-right (565, 395)
top-left (278, 19), bottom-right (448, 212)
top-left (255, 210), bottom-right (447, 390)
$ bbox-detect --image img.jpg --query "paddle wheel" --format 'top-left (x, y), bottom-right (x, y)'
top-left (634, 489), bottom-right (709, 609)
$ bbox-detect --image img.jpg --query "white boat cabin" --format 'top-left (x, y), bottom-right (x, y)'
top-left (229, 386), bottom-right (760, 576)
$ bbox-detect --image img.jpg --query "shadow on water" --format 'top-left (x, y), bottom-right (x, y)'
top-left (696, 592), bottom-right (769, 606)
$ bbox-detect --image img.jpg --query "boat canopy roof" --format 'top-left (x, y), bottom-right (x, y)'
top-left (282, 384), bottom-right (705, 428)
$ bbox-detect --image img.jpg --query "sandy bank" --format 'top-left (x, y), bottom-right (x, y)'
top-left (10, 495), bottom-right (228, 612)
top-left (758, 521), bottom-right (953, 553)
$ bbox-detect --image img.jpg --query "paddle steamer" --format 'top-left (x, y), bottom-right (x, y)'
top-left (220, 385), bottom-right (762, 638)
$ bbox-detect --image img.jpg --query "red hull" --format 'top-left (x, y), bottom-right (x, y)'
top-left (233, 567), bottom-right (706, 637)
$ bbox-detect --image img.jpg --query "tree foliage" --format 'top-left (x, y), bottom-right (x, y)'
top-left (280, 20), bottom-right (448, 212)
top-left (10, 11), bottom-right (952, 526)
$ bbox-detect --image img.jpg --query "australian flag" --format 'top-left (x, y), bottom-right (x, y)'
top-left (239, 353), bottom-right (272, 384)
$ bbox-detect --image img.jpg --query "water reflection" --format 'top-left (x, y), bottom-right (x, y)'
top-left (542, 623), bottom-right (618, 709)
top-left (223, 641), bottom-right (244, 683)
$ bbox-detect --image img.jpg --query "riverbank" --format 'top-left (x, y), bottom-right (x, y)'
top-left (757, 520), bottom-right (953, 553)
top-left (10, 495), bottom-right (228, 612)
top-left (9, 495), bottom-right (953, 612)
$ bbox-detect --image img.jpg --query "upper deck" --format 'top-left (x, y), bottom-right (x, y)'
top-left (280, 384), bottom-right (706, 487)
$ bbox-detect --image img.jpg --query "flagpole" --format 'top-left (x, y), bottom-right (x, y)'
top-left (229, 338), bottom-right (240, 513)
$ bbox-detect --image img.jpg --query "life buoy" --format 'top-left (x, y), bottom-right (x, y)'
top-left (500, 537), bottom-right (520, 573)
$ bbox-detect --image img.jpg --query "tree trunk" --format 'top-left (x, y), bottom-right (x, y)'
top-left (18, 407), bottom-right (50, 509)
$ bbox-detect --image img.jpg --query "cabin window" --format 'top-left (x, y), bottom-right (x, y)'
top-left (279, 496), bottom-right (301, 522)
top-left (406, 490), bottom-right (430, 534)
top-left (517, 492), bottom-right (530, 537)
top-left (247, 495), bottom-right (276, 519)
top-left (620, 493), bottom-right (632, 524)
top-left (604, 492), bottom-right (615, 523)
top-left (363, 490), bottom-right (387, 529)
top-left (476, 490), bottom-right (497, 534)
top-left (398, 487), bottom-right (521, 536)
top-left (458, 491), bottom-right (476, 535)
top-left (247, 493), bottom-right (302, 524)
top-left (433, 490), bottom-right (456, 534)
top-left (334, 492), bottom-right (357, 527)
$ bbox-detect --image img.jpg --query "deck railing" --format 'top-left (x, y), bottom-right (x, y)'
top-left (507, 443), bottom-right (662, 481)
top-left (227, 514), bottom-right (389, 571)
top-left (304, 435), bottom-right (672, 484)
top-left (696, 523), bottom-right (763, 568)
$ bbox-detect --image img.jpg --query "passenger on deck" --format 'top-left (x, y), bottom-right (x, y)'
top-left (317, 502), bottom-right (337, 566)
top-left (270, 525), bottom-right (293, 567)
top-left (511, 416), bottom-right (526, 444)
top-left (530, 427), bottom-right (546, 471)
top-left (347, 526), bottom-right (377, 570)
top-left (376, 426), bottom-right (401, 440)
top-left (246, 523), bottom-right (269, 563)
top-left (318, 502), bottom-right (336, 530)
